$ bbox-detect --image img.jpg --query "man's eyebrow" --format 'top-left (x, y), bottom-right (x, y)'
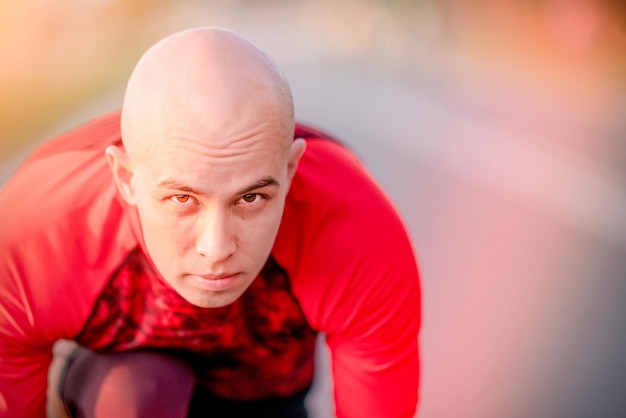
top-left (236, 177), bottom-right (280, 195)
top-left (156, 179), bottom-right (203, 195)
top-left (156, 177), bottom-right (279, 196)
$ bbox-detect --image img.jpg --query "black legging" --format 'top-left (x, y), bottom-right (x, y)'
top-left (58, 345), bottom-right (309, 418)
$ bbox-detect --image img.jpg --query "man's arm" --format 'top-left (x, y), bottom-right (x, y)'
top-left (0, 269), bottom-right (53, 417)
top-left (0, 112), bottom-right (128, 417)
top-left (325, 230), bottom-right (420, 418)
top-left (277, 136), bottom-right (421, 417)
top-left (0, 347), bottom-right (52, 417)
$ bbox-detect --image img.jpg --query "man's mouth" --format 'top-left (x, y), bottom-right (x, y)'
top-left (187, 273), bottom-right (239, 292)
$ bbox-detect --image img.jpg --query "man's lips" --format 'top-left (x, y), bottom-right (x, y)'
top-left (187, 273), bottom-right (239, 292)
top-left (194, 273), bottom-right (237, 280)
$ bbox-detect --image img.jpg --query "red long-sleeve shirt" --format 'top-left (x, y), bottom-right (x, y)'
top-left (0, 112), bottom-right (420, 417)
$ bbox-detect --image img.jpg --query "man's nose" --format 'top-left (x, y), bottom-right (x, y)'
top-left (195, 209), bottom-right (236, 264)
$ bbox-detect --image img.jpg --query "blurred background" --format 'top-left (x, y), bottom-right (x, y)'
top-left (2, 1), bottom-right (626, 417)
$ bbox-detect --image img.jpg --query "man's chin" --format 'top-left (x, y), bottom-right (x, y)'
top-left (180, 287), bottom-right (246, 308)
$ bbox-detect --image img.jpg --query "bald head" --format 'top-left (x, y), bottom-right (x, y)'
top-left (121, 27), bottom-right (294, 159)
top-left (106, 29), bottom-right (307, 308)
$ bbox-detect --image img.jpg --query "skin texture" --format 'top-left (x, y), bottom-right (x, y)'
top-left (105, 27), bottom-right (306, 308)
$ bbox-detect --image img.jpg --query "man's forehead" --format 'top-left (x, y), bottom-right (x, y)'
top-left (141, 134), bottom-right (289, 166)
top-left (127, 108), bottom-right (292, 156)
top-left (121, 27), bottom-right (294, 157)
top-left (134, 141), bottom-right (286, 189)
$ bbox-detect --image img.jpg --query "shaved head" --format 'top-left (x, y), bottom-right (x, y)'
top-left (121, 27), bottom-right (294, 161)
top-left (107, 27), bottom-right (306, 308)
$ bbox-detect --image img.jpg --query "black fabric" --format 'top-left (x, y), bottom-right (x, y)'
top-left (58, 345), bottom-right (308, 418)
top-left (188, 385), bottom-right (309, 418)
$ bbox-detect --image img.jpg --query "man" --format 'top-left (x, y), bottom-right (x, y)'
top-left (0, 27), bottom-right (420, 417)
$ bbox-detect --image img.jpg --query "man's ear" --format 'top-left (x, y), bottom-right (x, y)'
top-left (105, 144), bottom-right (137, 205)
top-left (286, 138), bottom-right (306, 183)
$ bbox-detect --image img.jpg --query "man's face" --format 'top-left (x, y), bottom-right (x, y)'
top-left (127, 119), bottom-right (294, 308)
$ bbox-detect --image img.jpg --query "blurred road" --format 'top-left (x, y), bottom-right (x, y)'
top-left (3, 2), bottom-right (626, 417)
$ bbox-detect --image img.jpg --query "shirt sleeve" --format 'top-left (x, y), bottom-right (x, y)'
top-left (278, 138), bottom-right (421, 417)
top-left (0, 226), bottom-right (124, 417)
top-left (0, 112), bottom-right (130, 417)
top-left (0, 252), bottom-right (53, 418)
top-left (0, 346), bottom-right (51, 418)
top-left (325, 226), bottom-right (420, 418)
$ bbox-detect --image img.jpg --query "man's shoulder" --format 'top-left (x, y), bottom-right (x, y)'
top-left (275, 125), bottom-right (417, 331)
top-left (1, 112), bottom-right (123, 234)
top-left (23, 112), bottom-right (122, 164)
top-left (278, 123), bottom-right (409, 263)
top-left (0, 111), bottom-right (136, 294)
top-left (0, 112), bottom-right (139, 341)
top-left (289, 123), bottom-right (393, 223)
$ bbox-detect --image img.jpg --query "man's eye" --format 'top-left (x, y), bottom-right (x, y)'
top-left (241, 193), bottom-right (259, 203)
top-left (172, 194), bottom-right (191, 203)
